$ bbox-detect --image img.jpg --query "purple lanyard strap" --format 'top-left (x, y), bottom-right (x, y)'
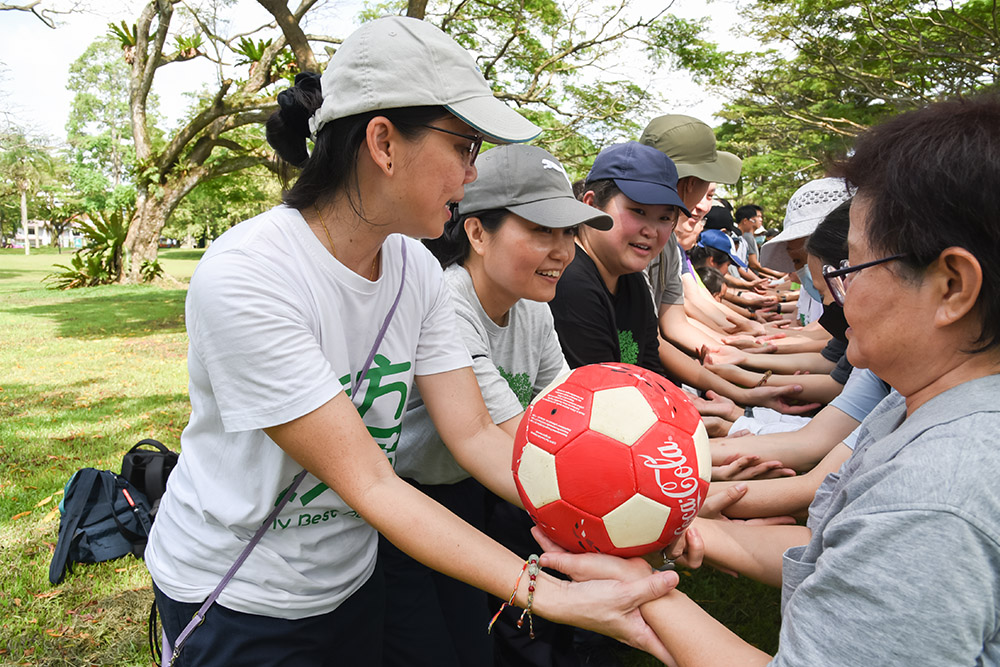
top-left (167, 241), bottom-right (408, 666)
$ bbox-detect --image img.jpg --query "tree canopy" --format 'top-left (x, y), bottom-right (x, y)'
top-left (690, 0), bottom-right (1000, 217)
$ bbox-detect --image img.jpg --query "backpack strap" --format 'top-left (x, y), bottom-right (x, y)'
top-left (49, 469), bottom-right (102, 585)
top-left (143, 454), bottom-right (170, 506)
top-left (105, 475), bottom-right (152, 548)
top-left (124, 439), bottom-right (175, 503)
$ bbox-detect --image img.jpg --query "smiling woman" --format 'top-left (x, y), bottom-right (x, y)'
top-left (385, 143), bottom-right (614, 666)
top-left (548, 141), bottom-right (689, 373)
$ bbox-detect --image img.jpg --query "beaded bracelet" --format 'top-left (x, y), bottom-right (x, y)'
top-left (487, 554), bottom-right (540, 639)
top-left (517, 555), bottom-right (540, 638)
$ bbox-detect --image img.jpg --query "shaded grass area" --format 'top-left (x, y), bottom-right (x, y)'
top-left (0, 249), bottom-right (781, 665)
top-left (1, 253), bottom-right (192, 666)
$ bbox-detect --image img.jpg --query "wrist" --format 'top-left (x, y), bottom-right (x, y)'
top-left (525, 571), bottom-right (562, 620)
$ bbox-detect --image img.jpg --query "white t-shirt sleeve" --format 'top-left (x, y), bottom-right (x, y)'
top-left (187, 250), bottom-right (345, 432)
top-left (412, 249), bottom-right (473, 377)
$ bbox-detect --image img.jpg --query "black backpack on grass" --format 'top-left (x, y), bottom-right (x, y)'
top-left (49, 468), bottom-right (153, 585)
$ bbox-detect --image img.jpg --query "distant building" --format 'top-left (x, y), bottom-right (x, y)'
top-left (14, 219), bottom-right (87, 249)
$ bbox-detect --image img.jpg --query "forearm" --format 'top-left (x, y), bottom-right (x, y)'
top-left (695, 518), bottom-right (811, 586)
top-left (738, 351), bottom-right (835, 375)
top-left (710, 443), bottom-right (852, 519)
top-left (689, 317), bottom-right (727, 342)
top-left (368, 473), bottom-right (527, 594)
top-left (659, 305), bottom-right (723, 354)
top-left (764, 373), bottom-right (843, 405)
top-left (711, 430), bottom-right (807, 466)
top-left (659, 339), bottom-right (752, 402)
top-left (419, 370), bottom-right (522, 507)
top-left (686, 298), bottom-right (734, 333)
top-left (447, 417), bottom-right (522, 506)
top-left (708, 476), bottom-right (816, 519)
top-left (640, 590), bottom-right (771, 667)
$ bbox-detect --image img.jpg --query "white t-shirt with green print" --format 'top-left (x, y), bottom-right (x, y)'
top-left (395, 265), bottom-right (570, 485)
top-left (145, 207), bottom-right (470, 619)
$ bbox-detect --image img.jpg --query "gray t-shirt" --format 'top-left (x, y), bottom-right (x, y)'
top-left (394, 265), bottom-right (569, 485)
top-left (828, 367), bottom-right (891, 449)
top-left (774, 375), bottom-right (1000, 666)
top-left (644, 234), bottom-right (685, 308)
top-left (742, 231), bottom-right (759, 258)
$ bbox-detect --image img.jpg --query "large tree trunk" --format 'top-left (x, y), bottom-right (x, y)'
top-left (121, 187), bottom-right (184, 283)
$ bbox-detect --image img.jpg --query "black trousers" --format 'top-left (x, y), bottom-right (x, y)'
top-left (380, 476), bottom-right (493, 667)
top-left (153, 563), bottom-right (385, 667)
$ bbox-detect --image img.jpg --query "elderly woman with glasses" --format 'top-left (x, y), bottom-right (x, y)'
top-left (538, 94), bottom-right (1000, 666)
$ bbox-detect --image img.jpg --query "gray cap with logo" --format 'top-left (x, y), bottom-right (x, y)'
top-left (458, 145), bottom-right (613, 230)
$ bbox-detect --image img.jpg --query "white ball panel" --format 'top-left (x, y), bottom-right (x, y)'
top-left (530, 368), bottom-right (575, 406)
top-left (693, 421), bottom-right (712, 483)
top-left (602, 494), bottom-right (671, 549)
top-left (518, 443), bottom-right (560, 507)
top-left (589, 386), bottom-right (657, 446)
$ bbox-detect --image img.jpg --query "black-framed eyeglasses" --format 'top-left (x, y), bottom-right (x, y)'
top-left (822, 254), bottom-right (907, 306)
top-left (421, 124), bottom-right (484, 166)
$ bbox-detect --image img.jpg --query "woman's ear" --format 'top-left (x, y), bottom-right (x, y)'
top-left (581, 190), bottom-right (597, 208)
top-left (365, 116), bottom-right (395, 175)
top-left (464, 216), bottom-right (487, 257)
top-left (931, 246), bottom-right (983, 329)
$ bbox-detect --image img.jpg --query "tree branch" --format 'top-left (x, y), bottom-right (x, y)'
top-left (257, 0), bottom-right (319, 72)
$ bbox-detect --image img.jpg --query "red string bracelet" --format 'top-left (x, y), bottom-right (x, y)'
top-left (487, 558), bottom-right (529, 634)
top-left (487, 554), bottom-right (541, 638)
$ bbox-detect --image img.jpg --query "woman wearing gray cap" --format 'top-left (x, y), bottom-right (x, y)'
top-left (384, 143), bottom-right (613, 667)
top-left (144, 17), bottom-right (674, 666)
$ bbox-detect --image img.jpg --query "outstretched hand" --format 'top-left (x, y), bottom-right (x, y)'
top-left (712, 454), bottom-right (796, 481)
top-left (689, 389), bottom-right (741, 422)
top-left (745, 383), bottom-right (822, 415)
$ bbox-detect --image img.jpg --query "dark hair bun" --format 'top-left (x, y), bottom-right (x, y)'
top-left (267, 72), bottom-right (323, 167)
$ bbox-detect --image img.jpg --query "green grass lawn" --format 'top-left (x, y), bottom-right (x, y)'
top-left (0, 247), bottom-right (780, 665)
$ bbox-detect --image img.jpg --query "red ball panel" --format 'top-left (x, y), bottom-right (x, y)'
top-left (629, 426), bottom-right (707, 539)
top-left (521, 381), bottom-right (594, 455)
top-left (555, 433), bottom-right (636, 516)
top-left (529, 499), bottom-right (616, 554)
top-left (567, 362), bottom-right (642, 392)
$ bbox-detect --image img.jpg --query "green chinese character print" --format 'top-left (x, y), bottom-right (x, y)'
top-left (498, 366), bottom-right (533, 408)
top-left (288, 354), bottom-right (412, 509)
top-left (618, 329), bottom-right (639, 365)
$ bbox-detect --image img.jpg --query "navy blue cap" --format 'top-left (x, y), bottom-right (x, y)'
top-left (698, 228), bottom-right (748, 269)
top-left (586, 141), bottom-right (691, 216)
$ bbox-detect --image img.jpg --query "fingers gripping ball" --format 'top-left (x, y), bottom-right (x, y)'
top-left (512, 363), bottom-right (710, 557)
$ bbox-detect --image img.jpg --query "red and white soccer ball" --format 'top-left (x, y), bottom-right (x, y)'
top-left (512, 363), bottom-right (711, 557)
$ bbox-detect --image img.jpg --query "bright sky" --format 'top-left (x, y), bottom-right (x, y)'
top-left (0, 0), bottom-right (743, 144)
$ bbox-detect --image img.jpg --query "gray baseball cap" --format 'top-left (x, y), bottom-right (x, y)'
top-left (309, 17), bottom-right (540, 144)
top-left (458, 145), bottom-right (613, 230)
top-left (639, 114), bottom-right (742, 184)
